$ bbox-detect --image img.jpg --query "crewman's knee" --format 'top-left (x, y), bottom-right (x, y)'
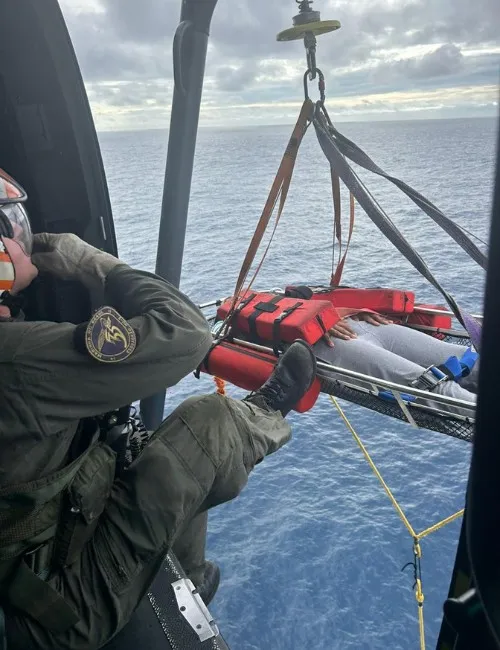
top-left (163, 393), bottom-right (251, 504)
top-left (170, 393), bottom-right (229, 429)
top-left (161, 391), bottom-right (290, 476)
top-left (158, 392), bottom-right (241, 464)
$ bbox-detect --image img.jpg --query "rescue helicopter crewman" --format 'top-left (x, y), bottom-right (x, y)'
top-left (0, 169), bottom-right (317, 650)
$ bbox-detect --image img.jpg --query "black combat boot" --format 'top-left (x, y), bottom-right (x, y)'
top-left (189, 560), bottom-right (221, 607)
top-left (245, 340), bottom-right (317, 416)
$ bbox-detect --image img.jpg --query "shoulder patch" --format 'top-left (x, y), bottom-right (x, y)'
top-left (84, 306), bottom-right (137, 363)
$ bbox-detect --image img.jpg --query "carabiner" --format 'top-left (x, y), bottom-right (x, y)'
top-left (303, 68), bottom-right (325, 103)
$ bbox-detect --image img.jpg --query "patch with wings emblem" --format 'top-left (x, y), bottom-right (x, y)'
top-left (85, 306), bottom-right (137, 363)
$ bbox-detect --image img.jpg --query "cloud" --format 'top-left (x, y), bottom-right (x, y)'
top-left (58, 0), bottom-right (500, 130)
top-left (215, 62), bottom-right (258, 92)
top-left (407, 44), bottom-right (465, 78)
top-left (95, 0), bottom-right (178, 44)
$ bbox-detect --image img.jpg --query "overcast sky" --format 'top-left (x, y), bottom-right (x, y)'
top-left (59, 0), bottom-right (499, 132)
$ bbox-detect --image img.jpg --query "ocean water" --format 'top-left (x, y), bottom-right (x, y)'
top-left (98, 116), bottom-right (498, 650)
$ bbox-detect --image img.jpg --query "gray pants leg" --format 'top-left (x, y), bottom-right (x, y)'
top-left (359, 320), bottom-right (479, 393)
top-left (6, 394), bottom-right (290, 650)
top-left (313, 320), bottom-right (476, 408)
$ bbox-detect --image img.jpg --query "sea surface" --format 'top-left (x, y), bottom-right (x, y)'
top-left (98, 116), bottom-right (497, 650)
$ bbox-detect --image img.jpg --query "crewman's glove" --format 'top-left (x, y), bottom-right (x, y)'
top-left (31, 233), bottom-right (123, 286)
top-left (31, 233), bottom-right (125, 293)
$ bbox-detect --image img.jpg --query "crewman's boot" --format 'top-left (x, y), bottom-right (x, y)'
top-left (174, 512), bottom-right (221, 607)
top-left (244, 340), bottom-right (317, 416)
top-left (189, 561), bottom-right (221, 607)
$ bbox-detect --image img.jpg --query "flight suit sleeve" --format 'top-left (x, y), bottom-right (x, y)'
top-left (2, 265), bottom-right (213, 435)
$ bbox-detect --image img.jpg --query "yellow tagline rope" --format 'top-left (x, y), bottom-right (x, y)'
top-left (328, 395), bottom-right (463, 650)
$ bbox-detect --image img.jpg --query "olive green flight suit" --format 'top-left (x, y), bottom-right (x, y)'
top-left (0, 264), bottom-right (291, 649)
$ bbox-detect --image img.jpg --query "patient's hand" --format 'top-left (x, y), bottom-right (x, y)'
top-left (328, 320), bottom-right (358, 340)
top-left (351, 312), bottom-right (393, 326)
top-left (328, 312), bottom-right (393, 341)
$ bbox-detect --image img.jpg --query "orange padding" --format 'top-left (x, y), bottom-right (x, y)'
top-left (217, 291), bottom-right (340, 346)
top-left (307, 286), bottom-right (415, 314)
top-left (202, 341), bottom-right (321, 413)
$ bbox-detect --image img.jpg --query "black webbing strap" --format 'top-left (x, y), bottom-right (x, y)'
top-left (316, 314), bottom-right (328, 336)
top-left (195, 292), bottom-right (264, 378)
top-left (232, 293), bottom-right (257, 319)
top-left (7, 561), bottom-right (79, 632)
top-left (272, 301), bottom-right (303, 343)
top-left (248, 295), bottom-right (283, 340)
top-left (312, 108), bottom-right (472, 331)
top-left (324, 117), bottom-right (487, 270)
top-left (195, 335), bottom-right (226, 378)
top-left (227, 292), bottom-right (257, 338)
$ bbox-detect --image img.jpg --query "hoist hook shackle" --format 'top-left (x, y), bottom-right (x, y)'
top-left (303, 67), bottom-right (325, 103)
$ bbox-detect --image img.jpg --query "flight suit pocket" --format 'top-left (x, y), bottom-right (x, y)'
top-left (94, 522), bottom-right (147, 595)
top-left (58, 443), bottom-right (116, 568)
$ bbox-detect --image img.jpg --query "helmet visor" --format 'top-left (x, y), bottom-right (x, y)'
top-left (0, 203), bottom-right (33, 255)
top-left (0, 169), bottom-right (27, 204)
top-left (0, 170), bottom-right (32, 255)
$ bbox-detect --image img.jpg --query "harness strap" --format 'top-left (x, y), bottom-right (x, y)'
top-left (234, 292), bottom-right (256, 315)
top-left (7, 561), bottom-right (78, 633)
top-left (331, 170), bottom-right (355, 287)
top-left (438, 347), bottom-right (479, 381)
top-left (404, 346), bottom-right (478, 394)
top-left (272, 301), bottom-right (303, 343)
top-left (195, 336), bottom-right (225, 379)
top-left (411, 366), bottom-right (449, 392)
top-left (221, 99), bottom-right (314, 332)
top-left (228, 292), bottom-right (257, 333)
top-left (315, 314), bottom-right (328, 336)
top-left (0, 437), bottom-right (114, 636)
top-left (248, 295), bottom-right (283, 340)
top-left (331, 170), bottom-right (341, 281)
top-left (458, 347), bottom-right (478, 376)
top-left (312, 107), bottom-right (483, 351)
top-left (325, 119), bottom-right (487, 271)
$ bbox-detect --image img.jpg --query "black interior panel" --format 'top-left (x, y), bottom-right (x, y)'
top-left (0, 0), bottom-right (117, 323)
